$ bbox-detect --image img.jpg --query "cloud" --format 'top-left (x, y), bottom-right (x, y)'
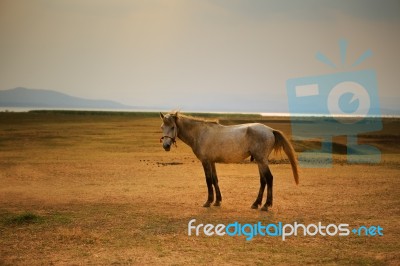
top-left (0, 0), bottom-right (399, 112)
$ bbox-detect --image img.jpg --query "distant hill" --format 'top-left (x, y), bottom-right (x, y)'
top-left (0, 87), bottom-right (133, 109)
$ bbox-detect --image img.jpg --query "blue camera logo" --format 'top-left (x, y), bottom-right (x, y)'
top-left (286, 40), bottom-right (382, 167)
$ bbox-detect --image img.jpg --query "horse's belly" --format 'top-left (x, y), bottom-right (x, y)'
top-left (214, 152), bottom-right (250, 163)
top-left (205, 142), bottom-right (250, 163)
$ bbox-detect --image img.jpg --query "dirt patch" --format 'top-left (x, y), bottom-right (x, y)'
top-left (156, 162), bottom-right (184, 166)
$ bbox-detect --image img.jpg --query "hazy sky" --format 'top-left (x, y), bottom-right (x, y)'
top-left (1, 0), bottom-right (399, 112)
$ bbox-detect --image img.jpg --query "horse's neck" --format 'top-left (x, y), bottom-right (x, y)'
top-left (176, 117), bottom-right (201, 148)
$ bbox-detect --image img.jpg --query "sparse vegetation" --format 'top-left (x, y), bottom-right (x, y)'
top-left (2, 212), bottom-right (43, 225)
top-left (0, 111), bottom-right (399, 265)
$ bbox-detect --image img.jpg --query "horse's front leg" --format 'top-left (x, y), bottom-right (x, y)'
top-left (202, 161), bottom-right (214, 207)
top-left (211, 163), bottom-right (222, 206)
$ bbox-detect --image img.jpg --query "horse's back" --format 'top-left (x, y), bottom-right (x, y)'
top-left (207, 123), bottom-right (274, 147)
top-left (196, 123), bottom-right (275, 163)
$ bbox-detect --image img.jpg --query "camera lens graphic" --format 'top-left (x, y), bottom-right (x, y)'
top-left (327, 81), bottom-right (371, 124)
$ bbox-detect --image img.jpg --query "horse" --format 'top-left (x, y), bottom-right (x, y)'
top-left (159, 111), bottom-right (299, 211)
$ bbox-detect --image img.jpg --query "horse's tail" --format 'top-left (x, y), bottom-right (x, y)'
top-left (272, 130), bottom-right (299, 185)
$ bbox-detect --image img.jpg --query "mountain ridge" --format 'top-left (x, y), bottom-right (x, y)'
top-left (0, 87), bottom-right (133, 109)
top-left (0, 87), bottom-right (399, 115)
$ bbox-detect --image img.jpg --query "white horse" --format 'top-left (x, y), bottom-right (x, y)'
top-left (160, 112), bottom-right (299, 211)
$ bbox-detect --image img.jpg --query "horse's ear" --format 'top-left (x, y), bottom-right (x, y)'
top-left (160, 112), bottom-right (164, 119)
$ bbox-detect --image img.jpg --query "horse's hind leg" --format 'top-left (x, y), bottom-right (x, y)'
top-left (211, 163), bottom-right (222, 206)
top-left (261, 166), bottom-right (273, 212)
top-left (251, 166), bottom-right (266, 209)
top-left (202, 161), bottom-right (214, 207)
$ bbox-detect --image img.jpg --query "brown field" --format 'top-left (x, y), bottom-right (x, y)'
top-left (0, 111), bottom-right (399, 265)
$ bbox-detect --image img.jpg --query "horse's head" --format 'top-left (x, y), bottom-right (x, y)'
top-left (160, 112), bottom-right (178, 151)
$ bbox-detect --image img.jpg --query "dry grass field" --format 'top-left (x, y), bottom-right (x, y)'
top-left (0, 111), bottom-right (399, 265)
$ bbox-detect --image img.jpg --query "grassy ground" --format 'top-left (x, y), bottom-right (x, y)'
top-left (0, 111), bottom-right (399, 265)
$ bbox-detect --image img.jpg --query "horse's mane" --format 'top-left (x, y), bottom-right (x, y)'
top-left (171, 112), bottom-right (220, 125)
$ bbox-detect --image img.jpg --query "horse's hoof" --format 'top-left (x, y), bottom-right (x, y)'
top-left (261, 206), bottom-right (269, 211)
top-left (203, 201), bottom-right (212, 207)
top-left (251, 204), bottom-right (259, 209)
top-left (213, 201), bottom-right (221, 207)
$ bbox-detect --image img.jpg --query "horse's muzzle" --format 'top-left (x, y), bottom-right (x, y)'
top-left (163, 143), bottom-right (171, 151)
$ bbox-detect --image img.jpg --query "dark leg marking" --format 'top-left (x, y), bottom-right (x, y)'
top-left (202, 161), bottom-right (214, 207)
top-left (252, 167), bottom-right (266, 209)
top-left (261, 167), bottom-right (273, 211)
top-left (211, 163), bottom-right (222, 206)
